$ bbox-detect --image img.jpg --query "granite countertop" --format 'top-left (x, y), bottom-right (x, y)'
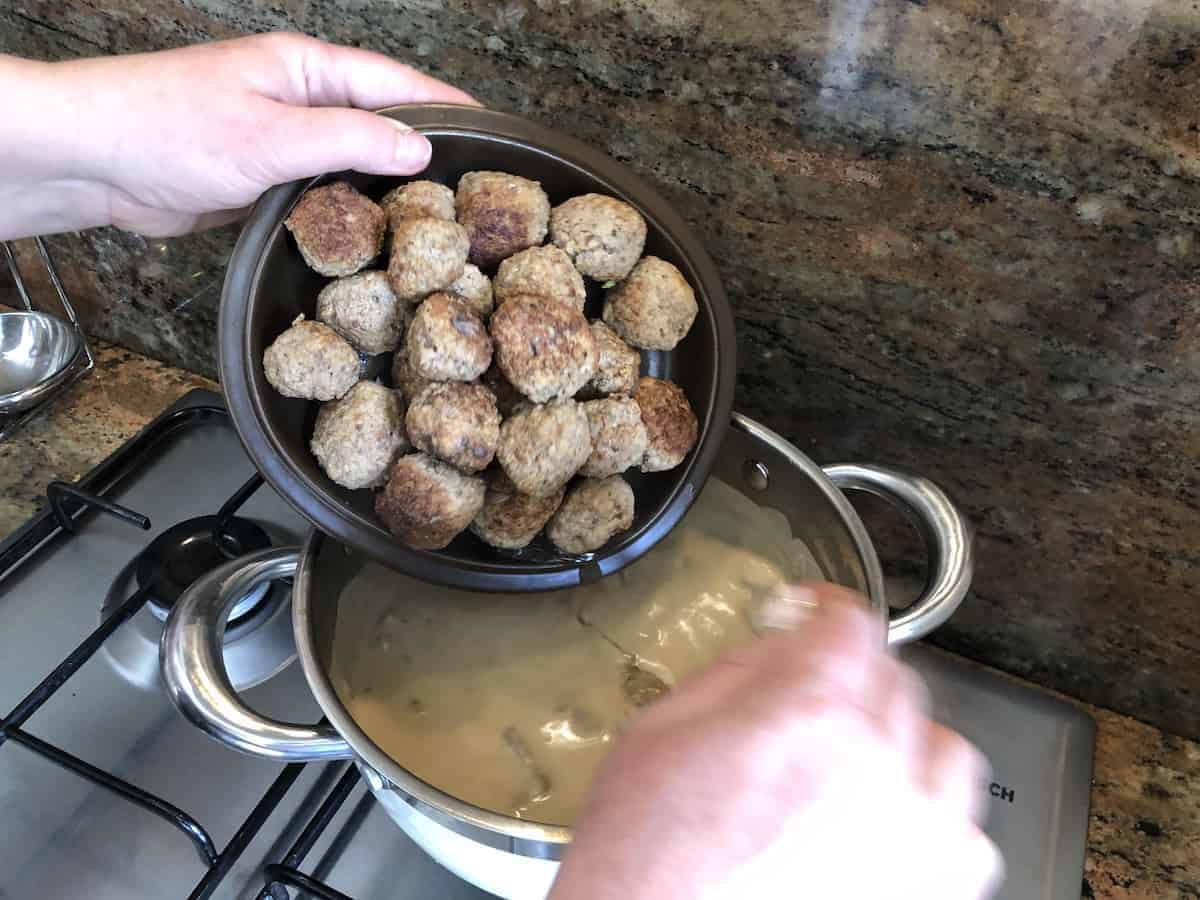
top-left (0, 346), bottom-right (1195, 899)
top-left (0, 339), bottom-right (214, 536)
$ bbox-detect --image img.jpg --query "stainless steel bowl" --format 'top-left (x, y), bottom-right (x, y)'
top-left (0, 311), bottom-right (82, 414)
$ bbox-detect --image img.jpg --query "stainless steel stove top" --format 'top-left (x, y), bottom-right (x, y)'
top-left (0, 390), bottom-right (1094, 899)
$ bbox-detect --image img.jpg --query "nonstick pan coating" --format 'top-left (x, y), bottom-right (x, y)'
top-left (219, 105), bottom-right (736, 591)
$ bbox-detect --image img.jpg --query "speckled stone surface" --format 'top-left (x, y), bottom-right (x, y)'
top-left (1085, 703), bottom-right (1200, 899)
top-left (2, 2), bottom-right (1199, 741)
top-left (0, 346), bottom-right (1196, 898)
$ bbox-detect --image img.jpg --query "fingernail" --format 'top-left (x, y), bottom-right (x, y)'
top-left (753, 585), bottom-right (820, 633)
top-left (391, 120), bottom-right (432, 167)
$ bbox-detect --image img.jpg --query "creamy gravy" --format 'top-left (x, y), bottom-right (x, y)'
top-left (329, 477), bottom-right (821, 826)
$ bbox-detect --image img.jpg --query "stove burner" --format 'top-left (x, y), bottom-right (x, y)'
top-left (135, 515), bottom-right (271, 623)
top-left (102, 517), bottom-right (296, 692)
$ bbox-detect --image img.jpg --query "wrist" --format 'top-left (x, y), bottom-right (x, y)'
top-left (0, 54), bottom-right (116, 239)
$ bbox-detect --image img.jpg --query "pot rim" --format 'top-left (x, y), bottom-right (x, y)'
top-left (291, 412), bottom-right (888, 846)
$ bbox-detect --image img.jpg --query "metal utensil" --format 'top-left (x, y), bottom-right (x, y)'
top-left (0, 311), bottom-right (82, 413)
top-left (0, 239), bottom-right (91, 422)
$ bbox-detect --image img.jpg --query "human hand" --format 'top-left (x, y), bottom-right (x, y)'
top-left (0, 33), bottom-right (475, 240)
top-left (551, 583), bottom-right (1002, 900)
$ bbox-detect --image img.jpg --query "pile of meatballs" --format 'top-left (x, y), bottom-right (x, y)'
top-left (262, 171), bottom-right (700, 557)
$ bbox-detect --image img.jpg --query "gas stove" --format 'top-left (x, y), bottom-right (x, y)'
top-left (0, 389), bottom-right (1094, 899)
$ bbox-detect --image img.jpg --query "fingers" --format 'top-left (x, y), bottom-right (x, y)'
top-left (632, 583), bottom-right (869, 735)
top-left (920, 722), bottom-right (991, 825)
top-left (972, 832), bottom-right (1006, 900)
top-left (628, 583), bottom-right (934, 780)
top-left (263, 34), bottom-right (479, 109)
top-left (870, 656), bottom-right (930, 773)
top-left (953, 829), bottom-right (1006, 900)
top-left (752, 583), bottom-right (884, 707)
top-left (630, 647), bottom-right (764, 735)
top-left (258, 106), bottom-right (433, 182)
top-left (752, 581), bottom-right (822, 633)
top-left (638, 584), bottom-right (884, 739)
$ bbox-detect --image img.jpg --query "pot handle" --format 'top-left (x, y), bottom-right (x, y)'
top-left (160, 546), bottom-right (354, 761)
top-left (822, 464), bottom-right (974, 646)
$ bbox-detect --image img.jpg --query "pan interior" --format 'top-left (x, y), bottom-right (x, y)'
top-left (231, 108), bottom-right (734, 590)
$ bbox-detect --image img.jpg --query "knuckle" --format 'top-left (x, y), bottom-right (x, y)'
top-left (745, 688), bottom-right (877, 756)
top-left (822, 595), bottom-right (881, 645)
top-left (959, 738), bottom-right (991, 783)
top-left (934, 725), bottom-right (989, 780)
top-left (886, 659), bottom-right (931, 716)
top-left (245, 31), bottom-right (320, 76)
top-left (253, 31), bottom-right (306, 54)
top-left (966, 829), bottom-right (1005, 892)
top-left (797, 643), bottom-right (874, 698)
top-left (897, 662), bottom-right (930, 702)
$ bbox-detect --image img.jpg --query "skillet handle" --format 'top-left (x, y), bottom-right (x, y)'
top-left (823, 464), bottom-right (974, 646)
top-left (160, 547), bottom-right (354, 761)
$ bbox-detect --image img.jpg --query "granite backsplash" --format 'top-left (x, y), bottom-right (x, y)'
top-left (2, 1), bottom-right (1198, 740)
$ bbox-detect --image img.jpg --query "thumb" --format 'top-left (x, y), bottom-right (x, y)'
top-left (260, 105), bottom-right (432, 182)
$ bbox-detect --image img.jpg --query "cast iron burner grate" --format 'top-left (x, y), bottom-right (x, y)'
top-left (0, 396), bottom-right (370, 900)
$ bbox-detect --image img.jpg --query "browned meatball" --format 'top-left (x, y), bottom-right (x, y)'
top-left (311, 381), bottom-right (408, 489)
top-left (546, 476), bottom-right (635, 554)
top-left (635, 377), bottom-right (698, 472)
top-left (470, 470), bottom-right (565, 550)
top-left (455, 171), bottom-right (550, 268)
top-left (587, 321), bottom-right (640, 397)
top-left (380, 180), bottom-right (456, 227)
top-left (603, 256), bottom-right (698, 351)
top-left (490, 295), bottom-right (597, 403)
top-left (405, 382), bottom-right (500, 473)
top-left (405, 293), bottom-right (492, 382)
top-left (263, 317), bottom-right (360, 401)
top-left (390, 344), bottom-right (435, 404)
top-left (316, 271), bottom-right (408, 354)
top-left (497, 400), bottom-right (592, 498)
top-left (387, 217), bottom-right (470, 302)
top-left (549, 194), bottom-right (647, 281)
top-left (285, 182), bottom-right (385, 277)
top-left (481, 363), bottom-right (524, 418)
top-left (375, 453), bottom-right (485, 550)
top-left (624, 662), bottom-right (669, 707)
top-left (445, 263), bottom-right (494, 319)
top-left (580, 396), bottom-right (649, 477)
top-left (494, 245), bottom-right (586, 312)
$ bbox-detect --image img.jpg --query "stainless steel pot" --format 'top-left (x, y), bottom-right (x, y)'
top-left (160, 413), bottom-right (973, 899)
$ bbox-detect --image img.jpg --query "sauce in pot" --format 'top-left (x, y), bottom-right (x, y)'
top-left (329, 478), bottom-right (821, 825)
